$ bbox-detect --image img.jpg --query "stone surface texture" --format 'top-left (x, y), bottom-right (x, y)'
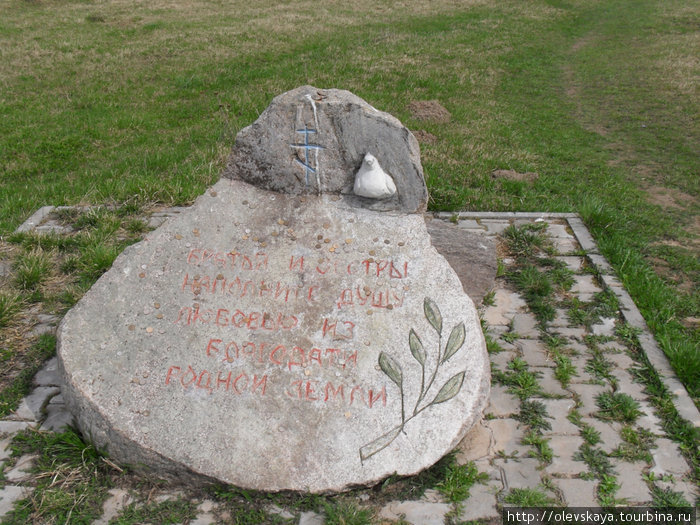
top-left (58, 183), bottom-right (488, 491)
top-left (225, 86), bottom-right (427, 213)
top-left (424, 218), bottom-right (496, 305)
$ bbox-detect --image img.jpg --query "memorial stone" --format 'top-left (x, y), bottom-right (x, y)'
top-left (57, 86), bottom-right (490, 492)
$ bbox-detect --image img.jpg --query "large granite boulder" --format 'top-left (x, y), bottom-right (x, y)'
top-left (57, 86), bottom-right (490, 493)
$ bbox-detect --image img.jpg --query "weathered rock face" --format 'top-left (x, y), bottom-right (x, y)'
top-left (225, 86), bottom-right (427, 213)
top-left (424, 218), bottom-right (497, 306)
top-left (57, 86), bottom-right (490, 493)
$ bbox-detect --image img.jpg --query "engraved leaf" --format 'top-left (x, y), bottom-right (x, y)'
top-left (431, 371), bottom-right (465, 405)
top-left (424, 297), bottom-right (442, 334)
top-left (378, 352), bottom-right (403, 388)
top-left (409, 328), bottom-right (426, 366)
top-left (442, 322), bottom-right (466, 364)
top-left (360, 425), bottom-right (402, 462)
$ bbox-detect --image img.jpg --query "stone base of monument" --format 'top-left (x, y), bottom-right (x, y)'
top-left (57, 86), bottom-right (490, 493)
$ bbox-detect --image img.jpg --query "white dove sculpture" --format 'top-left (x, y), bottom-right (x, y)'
top-left (353, 153), bottom-right (397, 199)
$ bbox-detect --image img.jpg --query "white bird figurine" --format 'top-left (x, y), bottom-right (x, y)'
top-left (353, 153), bottom-right (397, 199)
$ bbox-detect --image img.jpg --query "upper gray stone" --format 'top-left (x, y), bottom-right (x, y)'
top-left (224, 86), bottom-right (428, 213)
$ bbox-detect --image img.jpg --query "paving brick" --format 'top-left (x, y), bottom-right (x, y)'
top-left (486, 385), bottom-right (521, 418)
top-left (568, 217), bottom-right (598, 253)
top-left (456, 420), bottom-right (492, 462)
top-left (611, 459), bottom-right (651, 503)
top-left (637, 405), bottom-right (664, 435)
top-left (532, 367), bottom-right (569, 396)
top-left (546, 223), bottom-right (573, 239)
top-left (579, 418), bottom-right (623, 454)
top-left (572, 384), bottom-right (607, 416)
top-left (30, 322), bottom-right (56, 337)
top-left (483, 289), bottom-right (527, 326)
top-left (551, 309), bottom-right (571, 328)
top-left (7, 386), bottom-right (60, 421)
top-left (265, 504), bottom-right (295, 520)
top-left (568, 357), bottom-right (597, 384)
top-left (490, 350), bottom-right (517, 370)
top-left (456, 219), bottom-right (483, 230)
top-left (473, 459), bottom-right (504, 483)
top-left (481, 220), bottom-right (511, 235)
top-left (15, 205), bottom-right (55, 233)
top-left (0, 421), bottom-right (33, 434)
top-left (421, 489), bottom-right (444, 503)
top-left (49, 393), bottom-right (64, 405)
top-left (553, 326), bottom-right (587, 340)
top-left (512, 313), bottom-right (539, 337)
top-left (379, 500), bottom-right (451, 525)
top-left (93, 489), bottom-right (133, 525)
top-left (33, 357), bottom-right (60, 387)
top-left (571, 275), bottom-right (602, 296)
top-left (552, 237), bottom-right (579, 254)
top-left (556, 478), bottom-right (599, 507)
top-left (460, 483), bottom-right (500, 521)
top-left (486, 419), bottom-right (525, 457)
top-left (0, 486), bottom-right (30, 519)
top-left (0, 437), bottom-right (11, 462)
top-left (556, 256), bottom-right (585, 272)
top-left (545, 435), bottom-right (586, 476)
top-left (537, 398), bottom-right (579, 435)
top-left (612, 373), bottom-right (647, 402)
top-left (650, 438), bottom-right (691, 478)
top-left (601, 341), bottom-right (626, 353)
top-left (566, 340), bottom-right (589, 355)
top-left (495, 458), bottom-right (542, 490)
top-left (604, 350), bottom-right (636, 370)
top-left (40, 404), bottom-right (74, 432)
top-left (5, 454), bottom-right (36, 483)
top-left (517, 339), bottom-right (552, 367)
top-left (591, 317), bottom-right (616, 337)
top-left (489, 325), bottom-right (511, 338)
top-left (299, 511), bottom-right (325, 525)
top-left (483, 307), bottom-right (512, 328)
top-left (190, 500), bottom-right (217, 525)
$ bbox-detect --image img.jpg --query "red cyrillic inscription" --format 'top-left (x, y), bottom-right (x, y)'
top-left (175, 305), bottom-right (298, 331)
top-left (335, 286), bottom-right (405, 310)
top-left (187, 249), bottom-right (268, 271)
top-left (164, 365), bottom-right (267, 396)
top-left (321, 318), bottom-right (355, 340)
top-left (286, 380), bottom-right (387, 408)
top-left (181, 274), bottom-right (318, 304)
top-left (203, 338), bottom-right (358, 370)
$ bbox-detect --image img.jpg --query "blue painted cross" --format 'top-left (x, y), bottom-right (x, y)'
top-left (290, 127), bottom-right (323, 187)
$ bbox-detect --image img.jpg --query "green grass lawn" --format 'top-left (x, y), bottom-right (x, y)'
top-left (0, 0), bottom-right (697, 401)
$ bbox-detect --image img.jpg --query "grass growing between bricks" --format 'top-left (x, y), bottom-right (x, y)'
top-left (615, 323), bottom-right (700, 487)
top-left (3, 429), bottom-right (115, 524)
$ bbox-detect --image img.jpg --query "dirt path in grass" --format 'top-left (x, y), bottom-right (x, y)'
top-left (562, 24), bottom-right (699, 329)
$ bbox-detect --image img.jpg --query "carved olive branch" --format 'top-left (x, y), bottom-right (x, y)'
top-left (359, 297), bottom-right (466, 463)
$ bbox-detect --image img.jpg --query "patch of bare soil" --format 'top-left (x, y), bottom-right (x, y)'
top-left (648, 256), bottom-right (695, 293)
top-left (411, 129), bottom-right (438, 144)
top-left (408, 100), bottom-right (451, 123)
top-left (681, 317), bottom-right (700, 330)
top-left (645, 185), bottom-right (696, 210)
top-left (491, 169), bottom-right (538, 183)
